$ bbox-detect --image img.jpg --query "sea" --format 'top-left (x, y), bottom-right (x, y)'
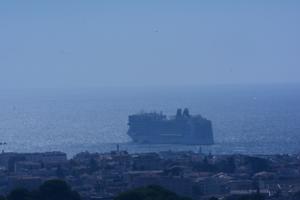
top-left (0, 85), bottom-right (300, 157)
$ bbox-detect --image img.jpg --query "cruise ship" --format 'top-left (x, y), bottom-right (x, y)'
top-left (127, 108), bottom-right (214, 145)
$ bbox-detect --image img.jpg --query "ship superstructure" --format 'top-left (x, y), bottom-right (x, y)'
top-left (127, 108), bottom-right (214, 145)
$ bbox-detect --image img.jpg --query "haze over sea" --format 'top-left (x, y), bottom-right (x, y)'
top-left (1, 85), bottom-right (300, 157)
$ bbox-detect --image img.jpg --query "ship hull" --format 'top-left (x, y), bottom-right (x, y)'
top-left (130, 135), bottom-right (214, 145)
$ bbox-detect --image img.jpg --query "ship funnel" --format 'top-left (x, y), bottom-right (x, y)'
top-left (176, 108), bottom-right (182, 118)
top-left (183, 108), bottom-right (190, 117)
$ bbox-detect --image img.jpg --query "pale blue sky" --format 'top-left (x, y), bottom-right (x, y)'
top-left (0, 1), bottom-right (299, 89)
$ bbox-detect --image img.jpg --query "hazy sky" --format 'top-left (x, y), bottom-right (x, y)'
top-left (0, 1), bottom-right (299, 89)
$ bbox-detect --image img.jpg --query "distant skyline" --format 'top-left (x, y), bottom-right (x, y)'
top-left (0, 1), bottom-right (299, 89)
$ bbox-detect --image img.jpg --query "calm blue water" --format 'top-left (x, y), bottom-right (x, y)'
top-left (0, 85), bottom-right (300, 157)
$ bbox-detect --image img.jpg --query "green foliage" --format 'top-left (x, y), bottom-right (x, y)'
top-left (244, 156), bottom-right (271, 173)
top-left (293, 191), bottom-right (300, 200)
top-left (39, 179), bottom-right (80, 200)
top-left (56, 165), bottom-right (65, 178)
top-left (6, 179), bottom-right (80, 200)
top-left (216, 156), bottom-right (236, 173)
top-left (88, 158), bottom-right (99, 173)
top-left (193, 156), bottom-right (236, 173)
top-left (163, 166), bottom-right (183, 176)
top-left (225, 194), bottom-right (265, 200)
top-left (7, 188), bottom-right (31, 200)
top-left (192, 156), bottom-right (216, 172)
top-left (114, 185), bottom-right (191, 200)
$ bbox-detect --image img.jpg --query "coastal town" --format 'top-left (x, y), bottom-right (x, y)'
top-left (0, 149), bottom-right (299, 200)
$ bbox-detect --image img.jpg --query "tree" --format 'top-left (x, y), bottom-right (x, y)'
top-left (7, 188), bottom-right (31, 200)
top-left (39, 179), bottom-right (81, 200)
top-left (225, 194), bottom-right (265, 200)
top-left (56, 165), bottom-right (65, 178)
top-left (88, 158), bottom-right (98, 173)
top-left (114, 185), bottom-right (192, 200)
top-left (293, 191), bottom-right (300, 200)
top-left (6, 179), bottom-right (80, 200)
top-left (244, 157), bottom-right (270, 173)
